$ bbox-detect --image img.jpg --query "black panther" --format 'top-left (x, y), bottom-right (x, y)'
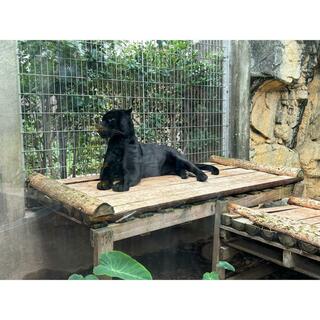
top-left (96, 109), bottom-right (219, 192)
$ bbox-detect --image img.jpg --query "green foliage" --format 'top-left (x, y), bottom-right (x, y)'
top-left (202, 261), bottom-right (236, 280)
top-left (93, 251), bottom-right (152, 280)
top-left (18, 40), bottom-right (224, 178)
top-left (217, 260), bottom-right (236, 272)
top-left (202, 272), bottom-right (220, 280)
top-left (68, 250), bottom-right (234, 281)
top-left (68, 274), bottom-right (98, 280)
top-left (69, 250), bottom-right (152, 280)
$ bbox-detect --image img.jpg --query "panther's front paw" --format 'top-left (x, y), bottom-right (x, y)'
top-left (196, 172), bottom-right (208, 182)
top-left (97, 181), bottom-right (112, 190)
top-left (211, 167), bottom-right (220, 175)
top-left (112, 183), bottom-right (129, 192)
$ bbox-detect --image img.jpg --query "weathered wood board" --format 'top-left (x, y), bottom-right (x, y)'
top-left (29, 162), bottom-right (301, 222)
top-left (227, 198), bottom-right (320, 248)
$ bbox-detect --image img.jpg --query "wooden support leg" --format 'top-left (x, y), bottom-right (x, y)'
top-left (212, 201), bottom-right (222, 272)
top-left (283, 250), bottom-right (295, 268)
top-left (91, 228), bottom-right (114, 267)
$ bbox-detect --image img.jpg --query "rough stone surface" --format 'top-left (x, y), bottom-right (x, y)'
top-left (252, 144), bottom-right (300, 168)
top-left (250, 40), bottom-right (320, 197)
top-left (250, 40), bottom-right (303, 84)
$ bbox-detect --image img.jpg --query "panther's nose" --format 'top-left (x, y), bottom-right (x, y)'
top-left (96, 123), bottom-right (104, 132)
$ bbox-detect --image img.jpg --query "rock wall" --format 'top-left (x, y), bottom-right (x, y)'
top-left (249, 40), bottom-right (320, 197)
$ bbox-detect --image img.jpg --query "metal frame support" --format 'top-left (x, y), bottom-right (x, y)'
top-left (229, 40), bottom-right (251, 160)
top-left (0, 40), bottom-right (25, 225)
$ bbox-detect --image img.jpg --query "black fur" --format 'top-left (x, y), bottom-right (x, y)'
top-left (96, 109), bottom-right (219, 192)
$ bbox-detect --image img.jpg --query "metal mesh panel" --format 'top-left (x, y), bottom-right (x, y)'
top-left (18, 40), bottom-right (230, 179)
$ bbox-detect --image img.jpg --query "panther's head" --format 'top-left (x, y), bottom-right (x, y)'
top-left (96, 108), bottom-right (135, 139)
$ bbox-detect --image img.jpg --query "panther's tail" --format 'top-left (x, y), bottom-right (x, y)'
top-left (196, 163), bottom-right (219, 175)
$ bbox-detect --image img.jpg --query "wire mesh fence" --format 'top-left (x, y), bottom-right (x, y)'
top-left (18, 40), bottom-right (230, 179)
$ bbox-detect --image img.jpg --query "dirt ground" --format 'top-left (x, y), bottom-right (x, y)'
top-left (135, 242), bottom-right (311, 280)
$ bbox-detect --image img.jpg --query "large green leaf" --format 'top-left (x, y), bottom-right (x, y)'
top-left (217, 261), bottom-right (235, 272)
top-left (93, 251), bottom-right (152, 280)
top-left (84, 274), bottom-right (99, 280)
top-left (68, 273), bottom-right (98, 280)
top-left (68, 274), bottom-right (84, 280)
top-left (202, 272), bottom-right (220, 280)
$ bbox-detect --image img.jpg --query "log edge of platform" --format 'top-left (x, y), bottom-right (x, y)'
top-left (27, 173), bottom-right (114, 218)
top-left (210, 155), bottom-right (304, 179)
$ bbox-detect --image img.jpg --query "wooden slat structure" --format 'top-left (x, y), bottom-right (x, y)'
top-left (216, 197), bottom-right (320, 279)
top-left (29, 161), bottom-right (302, 224)
top-left (27, 156), bottom-right (302, 271)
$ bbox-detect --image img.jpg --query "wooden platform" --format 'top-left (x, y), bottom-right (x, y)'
top-left (27, 156), bottom-right (302, 272)
top-left (54, 163), bottom-right (300, 223)
top-left (216, 198), bottom-right (320, 279)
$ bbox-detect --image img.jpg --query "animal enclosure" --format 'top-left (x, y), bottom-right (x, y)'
top-left (18, 40), bottom-right (231, 179)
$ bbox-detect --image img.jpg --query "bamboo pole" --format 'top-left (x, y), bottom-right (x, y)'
top-left (210, 155), bottom-right (303, 179)
top-left (288, 197), bottom-right (320, 210)
top-left (28, 173), bottom-right (114, 218)
top-left (227, 202), bottom-right (320, 247)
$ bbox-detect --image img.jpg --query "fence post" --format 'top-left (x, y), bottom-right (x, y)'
top-left (0, 40), bottom-right (25, 224)
top-left (229, 40), bottom-right (251, 160)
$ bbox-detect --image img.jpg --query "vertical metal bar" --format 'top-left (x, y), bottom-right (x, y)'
top-left (222, 40), bottom-right (231, 157)
top-left (141, 43), bottom-right (146, 143)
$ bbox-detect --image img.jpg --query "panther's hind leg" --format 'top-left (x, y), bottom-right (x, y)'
top-left (174, 154), bottom-right (208, 182)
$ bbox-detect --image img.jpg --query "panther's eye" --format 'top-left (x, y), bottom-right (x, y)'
top-left (106, 118), bottom-right (115, 124)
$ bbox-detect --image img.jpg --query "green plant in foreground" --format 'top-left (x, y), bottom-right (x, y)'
top-left (202, 261), bottom-right (236, 280)
top-left (69, 251), bottom-right (152, 280)
top-left (69, 250), bottom-right (235, 280)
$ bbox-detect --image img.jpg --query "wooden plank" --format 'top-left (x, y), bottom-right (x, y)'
top-left (108, 173), bottom-right (298, 215)
top-left (221, 185), bottom-right (294, 211)
top-left (226, 238), bottom-right (284, 265)
top-left (60, 164), bottom-right (235, 185)
top-left (258, 205), bottom-right (299, 213)
top-left (290, 253), bottom-right (320, 279)
top-left (227, 263), bottom-right (277, 280)
top-left (224, 231), bottom-right (320, 279)
top-left (269, 207), bottom-right (320, 221)
top-left (104, 172), bottom-right (291, 205)
top-left (300, 216), bottom-right (320, 225)
top-left (221, 225), bottom-right (320, 263)
top-left (95, 170), bottom-right (259, 202)
top-left (61, 174), bottom-right (99, 185)
top-left (67, 167), bottom-right (257, 197)
top-left (108, 201), bottom-right (215, 241)
top-left (228, 203), bottom-right (320, 247)
top-left (225, 237), bottom-right (320, 279)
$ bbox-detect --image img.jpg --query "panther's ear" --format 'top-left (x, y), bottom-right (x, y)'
top-left (126, 108), bottom-right (133, 114)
